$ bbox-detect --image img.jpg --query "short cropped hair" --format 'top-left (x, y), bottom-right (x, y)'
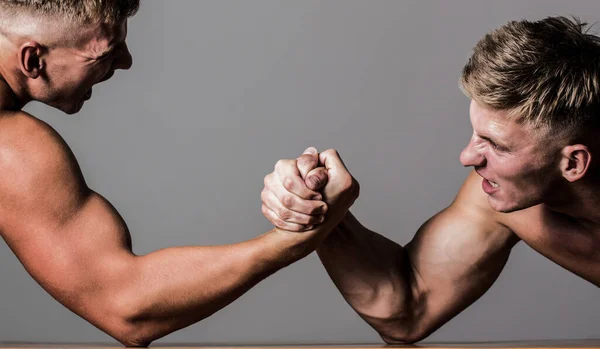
top-left (460, 16), bottom-right (600, 141)
top-left (0, 0), bottom-right (139, 25)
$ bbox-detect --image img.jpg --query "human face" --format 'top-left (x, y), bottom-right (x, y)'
top-left (40, 20), bottom-right (132, 114)
top-left (459, 100), bottom-right (562, 212)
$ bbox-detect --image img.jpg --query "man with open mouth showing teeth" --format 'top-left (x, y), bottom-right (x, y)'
top-left (0, 1), bottom-right (357, 346)
top-left (263, 16), bottom-right (600, 343)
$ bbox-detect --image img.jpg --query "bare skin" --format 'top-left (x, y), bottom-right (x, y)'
top-left (0, 14), bottom-right (358, 347)
top-left (261, 101), bottom-right (600, 343)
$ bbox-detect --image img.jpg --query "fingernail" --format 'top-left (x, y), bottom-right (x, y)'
top-left (303, 147), bottom-right (317, 155)
top-left (306, 225), bottom-right (314, 230)
top-left (313, 194), bottom-right (322, 200)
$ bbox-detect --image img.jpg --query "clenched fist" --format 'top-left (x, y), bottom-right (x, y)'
top-left (262, 147), bottom-right (359, 238)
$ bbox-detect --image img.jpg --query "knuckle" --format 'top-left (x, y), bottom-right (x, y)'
top-left (279, 208), bottom-right (293, 221)
top-left (274, 159), bottom-right (284, 170)
top-left (263, 173), bottom-right (273, 186)
top-left (274, 217), bottom-right (287, 228)
top-left (275, 159), bottom-right (293, 172)
top-left (260, 189), bottom-right (268, 202)
top-left (281, 194), bottom-right (295, 208)
top-left (282, 177), bottom-right (295, 191)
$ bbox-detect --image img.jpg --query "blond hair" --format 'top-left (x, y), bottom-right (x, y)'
top-left (460, 16), bottom-right (600, 141)
top-left (0, 0), bottom-right (139, 25)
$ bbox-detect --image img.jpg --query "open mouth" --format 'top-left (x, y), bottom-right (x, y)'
top-left (486, 179), bottom-right (499, 188)
top-left (84, 88), bottom-right (92, 100)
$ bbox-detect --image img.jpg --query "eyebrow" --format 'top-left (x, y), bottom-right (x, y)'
top-left (479, 135), bottom-right (510, 149)
top-left (97, 38), bottom-right (123, 59)
top-left (93, 48), bottom-right (113, 60)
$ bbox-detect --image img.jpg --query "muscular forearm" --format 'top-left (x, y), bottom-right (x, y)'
top-left (94, 229), bottom-right (316, 346)
top-left (316, 212), bottom-right (420, 343)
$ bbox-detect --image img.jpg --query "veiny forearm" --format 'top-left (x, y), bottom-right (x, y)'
top-left (316, 212), bottom-right (419, 342)
top-left (103, 229), bottom-right (314, 346)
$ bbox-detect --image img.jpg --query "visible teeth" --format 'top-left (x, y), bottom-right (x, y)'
top-left (489, 180), bottom-right (499, 188)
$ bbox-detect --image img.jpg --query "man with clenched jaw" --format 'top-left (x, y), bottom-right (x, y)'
top-left (261, 16), bottom-right (600, 343)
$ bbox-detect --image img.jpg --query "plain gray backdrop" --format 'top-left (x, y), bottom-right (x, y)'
top-left (1, 0), bottom-right (598, 345)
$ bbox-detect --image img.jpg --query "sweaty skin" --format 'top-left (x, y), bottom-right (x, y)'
top-left (261, 104), bottom-right (600, 343)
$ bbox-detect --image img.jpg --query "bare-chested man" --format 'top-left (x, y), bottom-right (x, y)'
top-left (261, 16), bottom-right (600, 343)
top-left (0, 1), bottom-right (357, 346)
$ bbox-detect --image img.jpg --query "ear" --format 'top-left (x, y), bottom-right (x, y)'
top-left (560, 144), bottom-right (591, 182)
top-left (18, 41), bottom-right (46, 79)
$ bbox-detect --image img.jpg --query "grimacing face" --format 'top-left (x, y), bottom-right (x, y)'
top-left (459, 100), bottom-right (563, 212)
top-left (40, 20), bottom-right (132, 114)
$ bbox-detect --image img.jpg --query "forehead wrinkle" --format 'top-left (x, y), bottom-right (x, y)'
top-left (94, 21), bottom-right (127, 57)
top-left (76, 22), bottom-right (120, 58)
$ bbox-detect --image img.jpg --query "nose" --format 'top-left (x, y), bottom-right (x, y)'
top-left (113, 42), bottom-right (133, 71)
top-left (460, 135), bottom-right (486, 167)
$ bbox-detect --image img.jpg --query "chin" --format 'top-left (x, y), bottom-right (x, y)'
top-left (43, 96), bottom-right (86, 115)
top-left (65, 106), bottom-right (82, 115)
top-left (57, 101), bottom-right (84, 115)
top-left (487, 195), bottom-right (540, 213)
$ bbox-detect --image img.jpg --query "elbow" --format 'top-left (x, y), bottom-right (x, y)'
top-left (366, 305), bottom-right (431, 344)
top-left (112, 325), bottom-right (153, 348)
top-left (101, 311), bottom-right (155, 347)
top-left (376, 318), bottom-right (431, 344)
top-left (96, 293), bottom-right (159, 347)
top-left (379, 329), bottom-right (429, 345)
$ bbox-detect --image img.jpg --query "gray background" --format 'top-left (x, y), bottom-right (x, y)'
top-left (1, 0), bottom-right (598, 345)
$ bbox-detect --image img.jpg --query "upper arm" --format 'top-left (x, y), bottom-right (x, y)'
top-left (400, 170), bottom-right (520, 340)
top-left (0, 114), bottom-right (136, 329)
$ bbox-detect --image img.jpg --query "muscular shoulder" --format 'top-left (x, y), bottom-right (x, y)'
top-left (0, 111), bottom-right (88, 231)
top-left (0, 111), bottom-right (75, 170)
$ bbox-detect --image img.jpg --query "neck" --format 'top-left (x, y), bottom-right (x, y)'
top-left (545, 177), bottom-right (600, 232)
top-left (0, 71), bottom-right (30, 112)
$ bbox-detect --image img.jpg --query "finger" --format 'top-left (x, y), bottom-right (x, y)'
top-left (263, 185), bottom-right (328, 218)
top-left (297, 147), bottom-right (319, 179)
top-left (262, 204), bottom-right (312, 232)
top-left (274, 159), bottom-right (322, 200)
top-left (305, 167), bottom-right (328, 191)
top-left (319, 149), bottom-right (349, 172)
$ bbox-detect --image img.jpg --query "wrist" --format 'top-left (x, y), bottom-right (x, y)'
top-left (259, 228), bottom-right (316, 268)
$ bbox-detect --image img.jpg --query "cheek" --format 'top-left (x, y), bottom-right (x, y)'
top-left (488, 155), bottom-right (537, 181)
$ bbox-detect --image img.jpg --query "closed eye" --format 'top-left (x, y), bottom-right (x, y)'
top-left (479, 136), bottom-right (508, 152)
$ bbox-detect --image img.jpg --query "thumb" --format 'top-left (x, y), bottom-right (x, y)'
top-left (297, 146), bottom-right (320, 179)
